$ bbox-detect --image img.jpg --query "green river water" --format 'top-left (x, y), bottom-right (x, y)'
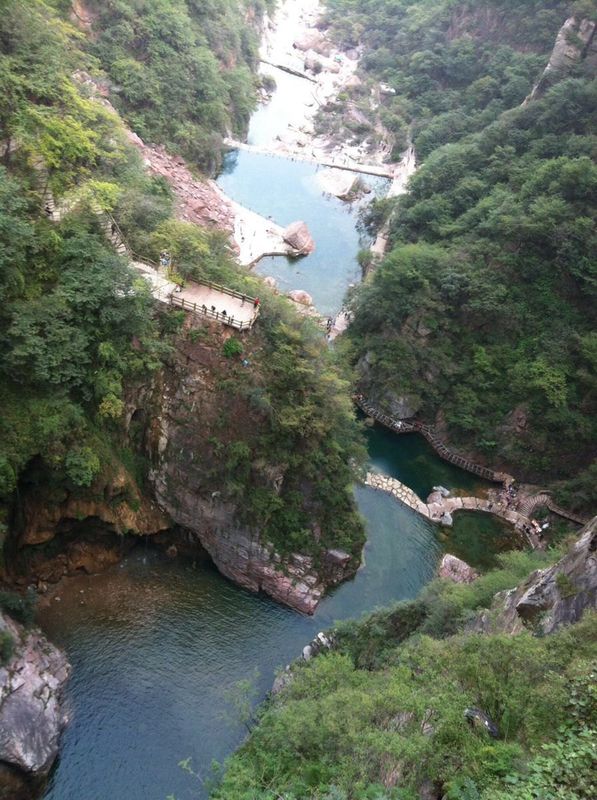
top-left (38, 67), bottom-right (517, 800)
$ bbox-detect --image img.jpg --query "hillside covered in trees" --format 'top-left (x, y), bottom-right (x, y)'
top-left (213, 533), bottom-right (597, 800)
top-left (332, 0), bottom-right (597, 510)
top-left (0, 0), bottom-right (364, 580)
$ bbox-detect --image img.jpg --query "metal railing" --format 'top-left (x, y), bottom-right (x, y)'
top-left (169, 293), bottom-right (257, 330)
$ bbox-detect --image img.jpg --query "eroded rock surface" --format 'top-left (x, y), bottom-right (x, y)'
top-left (0, 613), bottom-right (70, 797)
top-left (148, 321), bottom-right (353, 613)
top-left (526, 16), bottom-right (596, 102)
top-left (472, 517), bottom-right (597, 635)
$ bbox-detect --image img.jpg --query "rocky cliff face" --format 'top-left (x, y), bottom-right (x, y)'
top-left (146, 318), bottom-right (354, 614)
top-left (525, 15), bottom-right (596, 103)
top-left (0, 613), bottom-right (70, 800)
top-left (8, 465), bottom-right (170, 586)
top-left (473, 516), bottom-right (597, 635)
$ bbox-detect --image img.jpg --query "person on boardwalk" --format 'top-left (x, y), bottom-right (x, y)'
top-left (254, 297), bottom-right (260, 309)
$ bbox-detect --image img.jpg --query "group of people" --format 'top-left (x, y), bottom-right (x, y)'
top-left (497, 483), bottom-right (518, 508)
top-left (523, 519), bottom-right (550, 540)
top-left (159, 251), bottom-right (172, 269)
top-left (201, 304), bottom-right (231, 319)
top-left (196, 297), bottom-right (259, 321)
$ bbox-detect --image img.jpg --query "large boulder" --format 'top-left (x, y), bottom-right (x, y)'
top-left (0, 613), bottom-right (70, 797)
top-left (287, 289), bottom-right (314, 307)
top-left (283, 221), bottom-right (315, 255)
top-left (438, 554), bottom-right (479, 584)
top-left (318, 169), bottom-right (361, 200)
top-left (293, 31), bottom-right (332, 57)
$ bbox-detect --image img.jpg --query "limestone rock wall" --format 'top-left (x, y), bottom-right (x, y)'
top-left (0, 613), bottom-right (70, 798)
top-left (526, 16), bottom-right (596, 103)
top-left (9, 465), bottom-right (170, 586)
top-left (146, 321), bottom-right (351, 614)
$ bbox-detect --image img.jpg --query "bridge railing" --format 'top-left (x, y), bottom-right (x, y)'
top-left (193, 278), bottom-right (257, 305)
top-left (169, 293), bottom-right (256, 330)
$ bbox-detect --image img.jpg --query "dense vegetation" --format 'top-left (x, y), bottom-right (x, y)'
top-left (213, 548), bottom-right (597, 800)
top-left (323, 0), bottom-right (584, 156)
top-left (85, 0), bottom-right (271, 172)
top-left (331, 0), bottom-right (597, 508)
top-left (0, 0), bottom-right (364, 570)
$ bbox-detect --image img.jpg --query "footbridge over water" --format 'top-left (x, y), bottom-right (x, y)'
top-left (357, 395), bottom-right (589, 529)
top-left (223, 137), bottom-right (396, 179)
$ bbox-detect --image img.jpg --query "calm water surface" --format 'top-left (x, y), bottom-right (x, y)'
top-left (39, 69), bottom-right (516, 800)
top-left (217, 150), bottom-right (387, 316)
top-left (39, 472), bottom-right (512, 800)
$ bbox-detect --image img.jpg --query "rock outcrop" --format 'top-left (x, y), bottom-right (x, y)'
top-left (20, 467), bottom-right (169, 547)
top-left (438, 554), bottom-right (479, 584)
top-left (147, 320), bottom-right (354, 614)
top-left (0, 613), bottom-right (70, 799)
top-left (525, 16), bottom-right (596, 103)
top-left (287, 289), bottom-right (314, 306)
top-left (472, 516), bottom-right (597, 635)
top-left (10, 467), bottom-right (170, 585)
top-left (283, 221), bottom-right (315, 255)
top-left (383, 391), bottom-right (421, 420)
top-left (127, 135), bottom-right (238, 235)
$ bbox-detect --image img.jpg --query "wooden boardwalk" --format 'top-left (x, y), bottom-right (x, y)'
top-left (101, 213), bottom-right (259, 331)
top-left (354, 395), bottom-right (513, 484)
top-left (356, 395), bottom-right (589, 528)
top-left (169, 281), bottom-right (259, 331)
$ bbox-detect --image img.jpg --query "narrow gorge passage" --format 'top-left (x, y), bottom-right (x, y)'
top-left (32, 2), bottom-right (530, 798)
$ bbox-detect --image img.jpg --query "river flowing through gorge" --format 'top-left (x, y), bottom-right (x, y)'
top-left (37, 3), bottom-right (517, 798)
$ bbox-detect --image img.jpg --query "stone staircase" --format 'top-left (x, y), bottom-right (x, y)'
top-left (517, 493), bottom-right (589, 526)
top-left (99, 213), bottom-right (129, 256)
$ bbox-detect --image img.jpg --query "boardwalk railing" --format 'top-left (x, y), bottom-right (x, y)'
top-left (169, 293), bottom-right (257, 331)
top-left (193, 279), bottom-right (257, 306)
top-left (354, 394), bottom-right (509, 484)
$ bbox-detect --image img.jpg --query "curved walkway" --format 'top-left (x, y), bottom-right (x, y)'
top-left (357, 395), bottom-right (588, 528)
top-left (365, 473), bottom-right (541, 549)
top-left (354, 395), bottom-right (513, 484)
top-left (517, 493), bottom-right (588, 526)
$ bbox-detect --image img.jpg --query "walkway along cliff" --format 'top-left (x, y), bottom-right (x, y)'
top-left (356, 395), bottom-right (590, 531)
